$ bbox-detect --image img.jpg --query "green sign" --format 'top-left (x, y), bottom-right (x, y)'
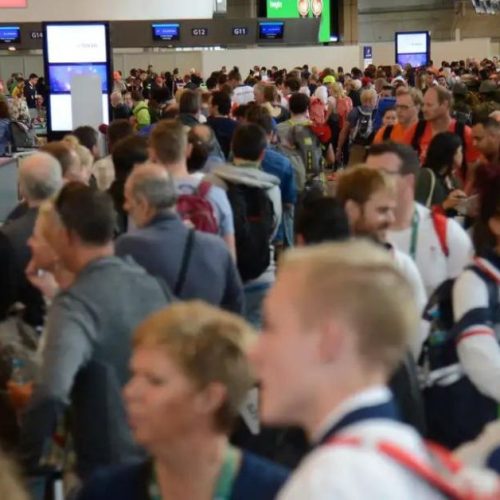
top-left (267, 0), bottom-right (332, 43)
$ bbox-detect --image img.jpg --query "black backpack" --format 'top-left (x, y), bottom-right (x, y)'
top-left (226, 183), bottom-right (274, 283)
top-left (418, 263), bottom-right (500, 449)
top-left (351, 107), bottom-right (375, 145)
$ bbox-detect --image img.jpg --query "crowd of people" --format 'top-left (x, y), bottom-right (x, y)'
top-left (0, 56), bottom-right (500, 499)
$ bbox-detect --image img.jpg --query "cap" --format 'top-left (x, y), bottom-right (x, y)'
top-left (323, 75), bottom-right (336, 84)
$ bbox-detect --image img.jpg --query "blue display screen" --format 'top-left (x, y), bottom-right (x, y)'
top-left (0, 26), bottom-right (21, 44)
top-left (152, 23), bottom-right (180, 41)
top-left (259, 22), bottom-right (284, 40)
top-left (48, 64), bottom-right (109, 93)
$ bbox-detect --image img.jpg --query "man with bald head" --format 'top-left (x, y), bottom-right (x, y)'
top-left (115, 163), bottom-right (243, 312)
top-left (41, 141), bottom-right (83, 183)
top-left (0, 153), bottom-right (63, 327)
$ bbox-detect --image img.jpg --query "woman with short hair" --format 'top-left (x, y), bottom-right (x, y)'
top-left (78, 301), bottom-right (289, 500)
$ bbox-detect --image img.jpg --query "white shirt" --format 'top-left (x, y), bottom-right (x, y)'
top-left (279, 386), bottom-right (444, 500)
top-left (313, 85), bottom-right (329, 105)
top-left (232, 85), bottom-right (254, 106)
top-left (299, 85), bottom-right (311, 97)
top-left (92, 155), bottom-right (115, 191)
top-left (392, 246), bottom-right (429, 356)
top-left (388, 203), bottom-right (473, 296)
top-left (453, 257), bottom-right (500, 402)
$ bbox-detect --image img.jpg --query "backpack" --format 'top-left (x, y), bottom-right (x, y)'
top-left (9, 121), bottom-right (36, 152)
top-left (351, 107), bottom-right (375, 145)
top-left (271, 144), bottom-right (307, 193)
top-left (287, 121), bottom-right (324, 181)
top-left (225, 183), bottom-right (274, 283)
top-left (418, 260), bottom-right (500, 449)
top-left (326, 435), bottom-right (500, 500)
top-left (176, 181), bottom-right (219, 234)
top-left (308, 97), bottom-right (332, 144)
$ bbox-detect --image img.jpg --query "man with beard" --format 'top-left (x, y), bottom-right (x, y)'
top-left (336, 166), bottom-right (427, 357)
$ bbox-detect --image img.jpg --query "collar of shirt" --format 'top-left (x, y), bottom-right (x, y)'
top-left (232, 159), bottom-right (261, 169)
top-left (313, 385), bottom-right (392, 444)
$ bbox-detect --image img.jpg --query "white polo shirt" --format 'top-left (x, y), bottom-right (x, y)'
top-left (278, 387), bottom-right (444, 500)
top-left (388, 203), bottom-right (473, 296)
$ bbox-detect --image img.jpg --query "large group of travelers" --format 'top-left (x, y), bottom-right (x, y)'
top-left (0, 55), bottom-right (500, 499)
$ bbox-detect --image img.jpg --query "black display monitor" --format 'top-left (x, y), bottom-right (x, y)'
top-left (152, 23), bottom-right (180, 42)
top-left (258, 21), bottom-right (284, 40)
top-left (0, 26), bottom-right (20, 44)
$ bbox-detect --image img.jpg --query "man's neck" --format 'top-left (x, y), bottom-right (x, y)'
top-left (233, 157), bottom-right (260, 168)
top-left (291, 113), bottom-right (308, 122)
top-left (154, 433), bottom-right (228, 499)
top-left (303, 371), bottom-right (387, 441)
top-left (70, 244), bottom-right (114, 275)
top-left (401, 117), bottom-right (418, 129)
top-left (430, 114), bottom-right (451, 134)
top-left (164, 161), bottom-right (189, 178)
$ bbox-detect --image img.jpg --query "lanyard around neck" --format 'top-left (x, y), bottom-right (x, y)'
top-left (409, 209), bottom-right (420, 261)
top-left (149, 445), bottom-right (240, 500)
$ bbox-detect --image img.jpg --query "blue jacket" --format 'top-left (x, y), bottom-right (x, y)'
top-left (77, 452), bottom-right (289, 500)
top-left (115, 212), bottom-right (244, 314)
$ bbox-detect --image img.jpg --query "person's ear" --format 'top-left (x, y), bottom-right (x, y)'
top-left (344, 199), bottom-right (361, 226)
top-left (317, 319), bottom-right (346, 364)
top-left (193, 382), bottom-right (227, 419)
top-left (148, 147), bottom-right (158, 163)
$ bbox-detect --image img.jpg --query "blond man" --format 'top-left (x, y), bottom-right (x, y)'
top-left (250, 240), bottom-right (442, 499)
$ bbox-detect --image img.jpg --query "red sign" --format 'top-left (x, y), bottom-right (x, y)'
top-left (0, 0), bottom-right (27, 7)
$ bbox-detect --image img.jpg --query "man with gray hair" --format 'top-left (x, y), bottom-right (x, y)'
top-left (0, 152), bottom-right (63, 328)
top-left (115, 163), bottom-right (243, 312)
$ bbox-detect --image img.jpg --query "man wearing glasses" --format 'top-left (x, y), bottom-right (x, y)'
top-left (373, 88), bottom-right (423, 144)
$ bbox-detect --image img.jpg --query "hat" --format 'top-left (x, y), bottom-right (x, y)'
top-left (452, 82), bottom-right (468, 96)
top-left (479, 79), bottom-right (497, 94)
top-left (323, 75), bottom-right (336, 84)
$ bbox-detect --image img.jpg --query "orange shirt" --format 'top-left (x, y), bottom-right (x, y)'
top-left (373, 123), bottom-right (412, 145)
top-left (402, 119), bottom-right (480, 166)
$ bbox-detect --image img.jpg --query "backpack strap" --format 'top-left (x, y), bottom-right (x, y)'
top-left (326, 436), bottom-right (464, 499)
top-left (430, 206), bottom-right (449, 257)
top-left (425, 169), bottom-right (437, 208)
top-left (197, 180), bottom-right (212, 198)
top-left (411, 120), bottom-right (427, 157)
top-left (382, 125), bottom-right (393, 141)
top-left (454, 120), bottom-right (467, 179)
top-left (174, 229), bottom-right (195, 296)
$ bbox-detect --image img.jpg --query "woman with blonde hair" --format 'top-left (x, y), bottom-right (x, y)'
top-left (78, 301), bottom-right (288, 500)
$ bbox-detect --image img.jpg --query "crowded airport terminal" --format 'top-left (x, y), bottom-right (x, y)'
top-left (0, 0), bottom-right (500, 498)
